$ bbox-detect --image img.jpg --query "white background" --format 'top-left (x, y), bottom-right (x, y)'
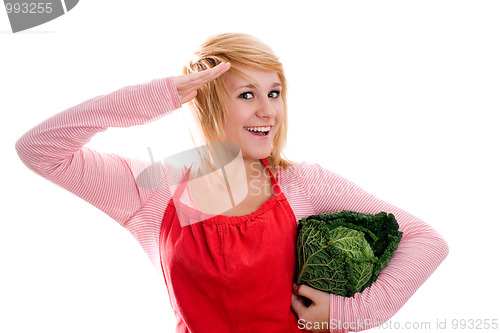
top-left (1, 1), bottom-right (499, 332)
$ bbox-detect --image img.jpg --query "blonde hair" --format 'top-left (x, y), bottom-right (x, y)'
top-left (182, 33), bottom-right (293, 173)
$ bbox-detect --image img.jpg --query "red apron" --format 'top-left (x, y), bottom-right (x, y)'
top-left (159, 158), bottom-right (304, 333)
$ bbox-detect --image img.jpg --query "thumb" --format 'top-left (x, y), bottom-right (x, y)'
top-left (293, 284), bottom-right (322, 302)
top-left (179, 89), bottom-right (198, 105)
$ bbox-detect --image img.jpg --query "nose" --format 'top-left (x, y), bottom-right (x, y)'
top-left (256, 97), bottom-right (276, 120)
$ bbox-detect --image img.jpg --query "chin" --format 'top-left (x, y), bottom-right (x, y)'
top-left (242, 149), bottom-right (272, 161)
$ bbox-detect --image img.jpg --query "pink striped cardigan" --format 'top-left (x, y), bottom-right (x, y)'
top-left (15, 77), bottom-right (449, 332)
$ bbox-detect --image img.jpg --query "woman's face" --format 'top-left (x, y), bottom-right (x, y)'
top-left (222, 67), bottom-right (284, 161)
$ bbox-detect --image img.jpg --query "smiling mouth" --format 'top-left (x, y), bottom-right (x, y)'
top-left (244, 126), bottom-right (271, 136)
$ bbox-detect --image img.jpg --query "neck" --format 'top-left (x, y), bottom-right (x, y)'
top-left (192, 156), bottom-right (272, 189)
top-left (243, 156), bottom-right (275, 181)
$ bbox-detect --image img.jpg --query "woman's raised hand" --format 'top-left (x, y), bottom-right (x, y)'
top-left (173, 62), bottom-right (231, 104)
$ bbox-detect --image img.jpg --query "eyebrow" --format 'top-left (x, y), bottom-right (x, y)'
top-left (234, 82), bottom-right (282, 90)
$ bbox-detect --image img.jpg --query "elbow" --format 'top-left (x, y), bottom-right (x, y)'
top-left (15, 134), bottom-right (30, 166)
top-left (434, 232), bottom-right (449, 265)
top-left (421, 225), bottom-right (449, 267)
top-left (15, 132), bottom-right (41, 174)
top-left (402, 220), bottom-right (450, 268)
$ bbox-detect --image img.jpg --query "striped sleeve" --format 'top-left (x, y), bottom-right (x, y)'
top-left (15, 77), bottom-right (182, 225)
top-left (296, 162), bottom-right (449, 333)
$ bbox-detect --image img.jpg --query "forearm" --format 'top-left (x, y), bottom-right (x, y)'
top-left (15, 77), bottom-right (181, 175)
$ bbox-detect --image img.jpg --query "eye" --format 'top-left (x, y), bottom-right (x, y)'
top-left (238, 92), bottom-right (254, 99)
top-left (269, 90), bottom-right (281, 99)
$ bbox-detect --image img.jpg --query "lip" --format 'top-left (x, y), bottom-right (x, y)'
top-left (243, 125), bottom-right (273, 129)
top-left (243, 126), bottom-right (272, 139)
top-left (244, 125), bottom-right (273, 127)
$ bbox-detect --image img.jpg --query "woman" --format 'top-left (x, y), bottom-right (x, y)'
top-left (16, 33), bottom-right (448, 332)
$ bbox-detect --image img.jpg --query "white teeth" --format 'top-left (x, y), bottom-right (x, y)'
top-left (244, 126), bottom-right (271, 132)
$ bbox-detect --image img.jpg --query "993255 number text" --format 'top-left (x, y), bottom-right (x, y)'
top-left (5, 2), bottom-right (53, 14)
top-left (451, 318), bottom-right (498, 330)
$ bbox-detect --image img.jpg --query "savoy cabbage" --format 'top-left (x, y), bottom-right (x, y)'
top-left (295, 210), bottom-right (403, 297)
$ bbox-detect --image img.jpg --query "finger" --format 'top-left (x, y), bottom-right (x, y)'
top-left (290, 293), bottom-right (307, 315)
top-left (184, 62), bottom-right (230, 87)
top-left (174, 63), bottom-right (230, 104)
top-left (293, 284), bottom-right (323, 302)
top-left (174, 65), bottom-right (219, 88)
top-left (190, 63), bottom-right (230, 89)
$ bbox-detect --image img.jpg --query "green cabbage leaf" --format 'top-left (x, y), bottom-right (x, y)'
top-left (295, 210), bottom-right (403, 297)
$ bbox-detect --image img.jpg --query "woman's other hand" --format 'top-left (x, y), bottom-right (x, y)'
top-left (173, 62), bottom-right (231, 104)
top-left (291, 283), bottom-right (330, 332)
